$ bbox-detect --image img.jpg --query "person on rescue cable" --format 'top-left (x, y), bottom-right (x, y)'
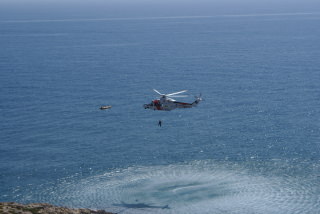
top-left (158, 120), bottom-right (162, 127)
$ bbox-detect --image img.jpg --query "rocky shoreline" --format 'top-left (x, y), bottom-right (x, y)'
top-left (0, 202), bottom-right (115, 214)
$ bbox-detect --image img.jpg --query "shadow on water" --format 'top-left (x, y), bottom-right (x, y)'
top-left (113, 201), bottom-right (170, 210)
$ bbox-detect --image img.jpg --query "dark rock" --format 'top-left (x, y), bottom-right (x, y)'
top-left (0, 202), bottom-right (116, 214)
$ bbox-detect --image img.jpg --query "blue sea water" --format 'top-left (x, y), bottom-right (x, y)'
top-left (1, 1), bottom-right (320, 213)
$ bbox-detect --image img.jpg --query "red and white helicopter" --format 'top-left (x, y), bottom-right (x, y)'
top-left (143, 89), bottom-right (202, 111)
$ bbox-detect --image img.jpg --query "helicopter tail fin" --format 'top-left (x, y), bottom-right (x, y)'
top-left (192, 94), bottom-right (202, 107)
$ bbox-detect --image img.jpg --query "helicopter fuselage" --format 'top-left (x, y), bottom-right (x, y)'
top-left (144, 89), bottom-right (202, 111)
top-left (143, 98), bottom-right (200, 111)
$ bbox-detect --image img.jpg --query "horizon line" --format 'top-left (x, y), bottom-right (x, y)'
top-left (1, 12), bottom-right (318, 23)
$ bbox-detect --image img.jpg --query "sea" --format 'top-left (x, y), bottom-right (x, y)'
top-left (0, 1), bottom-right (320, 213)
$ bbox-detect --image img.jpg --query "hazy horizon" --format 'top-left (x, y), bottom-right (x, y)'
top-left (1, 0), bottom-right (320, 21)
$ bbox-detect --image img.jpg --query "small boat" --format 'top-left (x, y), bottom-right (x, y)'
top-left (100, 105), bottom-right (112, 110)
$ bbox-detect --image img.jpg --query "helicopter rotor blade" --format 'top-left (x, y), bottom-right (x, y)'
top-left (165, 90), bottom-right (187, 96)
top-left (168, 95), bottom-right (188, 98)
top-left (153, 89), bottom-right (163, 95)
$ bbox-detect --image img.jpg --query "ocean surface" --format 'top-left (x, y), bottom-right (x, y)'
top-left (1, 1), bottom-right (320, 213)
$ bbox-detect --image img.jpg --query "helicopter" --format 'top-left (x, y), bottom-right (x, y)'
top-left (143, 89), bottom-right (202, 111)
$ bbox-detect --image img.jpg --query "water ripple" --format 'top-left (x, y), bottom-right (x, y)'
top-left (26, 160), bottom-right (319, 214)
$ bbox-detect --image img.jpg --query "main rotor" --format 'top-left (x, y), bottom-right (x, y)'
top-left (153, 89), bottom-right (188, 100)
